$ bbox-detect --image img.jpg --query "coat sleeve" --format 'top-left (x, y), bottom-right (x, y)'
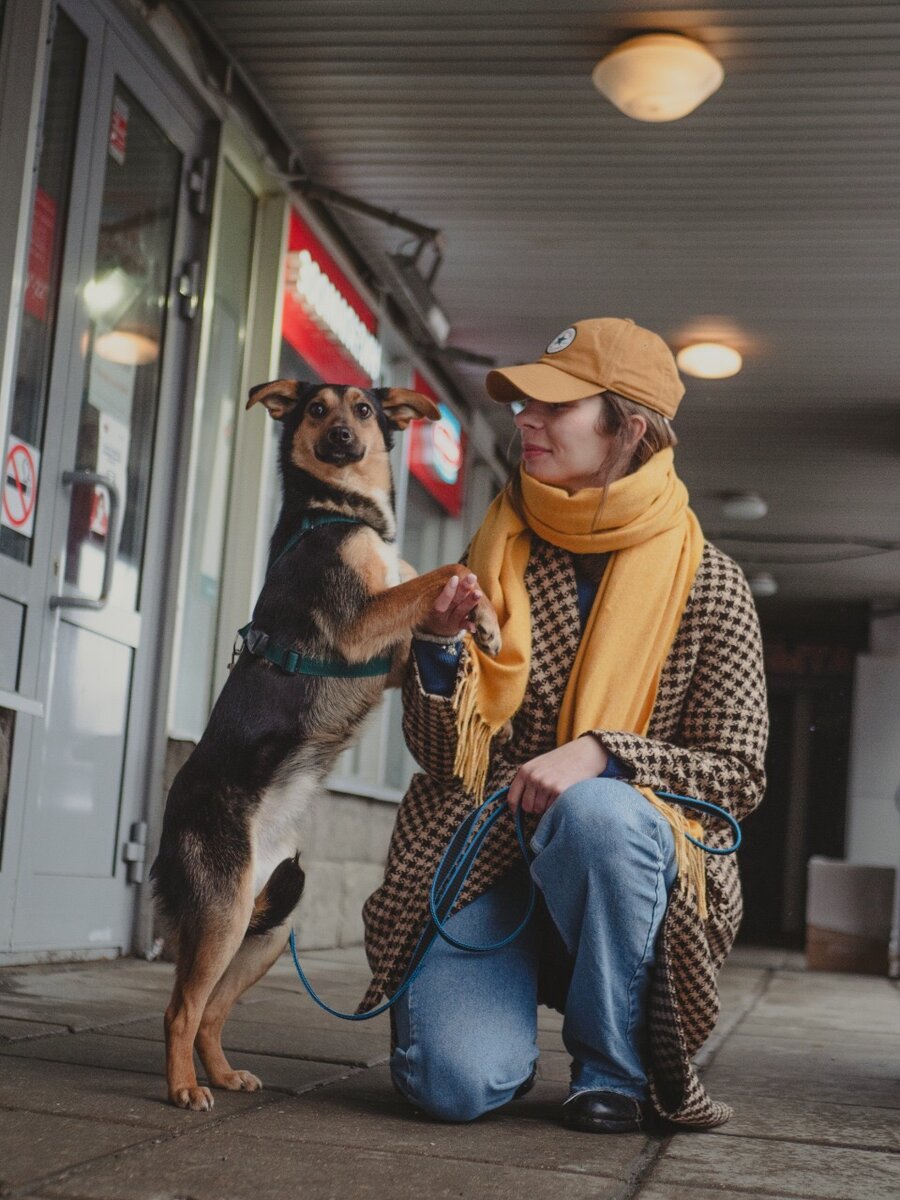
top-left (401, 642), bottom-right (469, 782)
top-left (591, 562), bottom-right (768, 824)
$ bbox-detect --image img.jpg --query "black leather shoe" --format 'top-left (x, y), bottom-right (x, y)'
top-left (562, 1089), bottom-right (645, 1133)
top-left (512, 1064), bottom-right (537, 1100)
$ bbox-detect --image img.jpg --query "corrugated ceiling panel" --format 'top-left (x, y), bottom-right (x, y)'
top-left (191, 0), bottom-right (900, 600)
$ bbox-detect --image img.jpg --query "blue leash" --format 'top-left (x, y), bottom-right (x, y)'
top-left (287, 784), bottom-right (741, 1020)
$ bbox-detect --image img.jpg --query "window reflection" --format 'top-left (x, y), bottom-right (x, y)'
top-left (65, 83), bottom-right (181, 610)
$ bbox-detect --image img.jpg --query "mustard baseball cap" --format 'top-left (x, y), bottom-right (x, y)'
top-left (485, 317), bottom-right (685, 419)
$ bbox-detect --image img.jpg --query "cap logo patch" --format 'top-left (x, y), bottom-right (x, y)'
top-left (545, 327), bottom-right (576, 354)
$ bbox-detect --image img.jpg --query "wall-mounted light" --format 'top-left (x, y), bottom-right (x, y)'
top-left (676, 342), bottom-right (743, 379)
top-left (591, 33), bottom-right (724, 123)
top-left (720, 491), bottom-right (768, 521)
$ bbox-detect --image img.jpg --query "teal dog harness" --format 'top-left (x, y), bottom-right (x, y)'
top-left (235, 512), bottom-right (393, 679)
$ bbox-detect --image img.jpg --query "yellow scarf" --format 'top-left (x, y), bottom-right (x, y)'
top-left (454, 448), bottom-right (711, 915)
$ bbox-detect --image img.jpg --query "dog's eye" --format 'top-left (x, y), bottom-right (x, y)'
top-left (355, 403), bottom-right (372, 419)
top-left (307, 401), bottom-right (326, 418)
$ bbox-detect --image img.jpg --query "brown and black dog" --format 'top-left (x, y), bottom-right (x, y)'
top-left (151, 380), bottom-right (500, 1110)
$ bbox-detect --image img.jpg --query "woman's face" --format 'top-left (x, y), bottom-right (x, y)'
top-left (513, 395), bottom-right (617, 494)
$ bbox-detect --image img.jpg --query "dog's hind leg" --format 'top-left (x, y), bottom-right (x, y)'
top-left (164, 872), bottom-right (255, 1111)
top-left (195, 925), bottom-right (291, 1092)
top-left (196, 853), bottom-right (306, 1094)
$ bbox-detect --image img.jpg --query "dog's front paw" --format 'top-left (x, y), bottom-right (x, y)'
top-left (213, 1069), bottom-right (263, 1093)
top-left (472, 599), bottom-right (501, 657)
top-left (171, 1085), bottom-right (214, 1111)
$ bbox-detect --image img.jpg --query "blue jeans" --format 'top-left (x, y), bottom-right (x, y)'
top-left (390, 778), bottom-right (678, 1122)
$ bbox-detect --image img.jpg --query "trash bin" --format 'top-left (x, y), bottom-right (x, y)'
top-left (805, 857), bottom-right (895, 975)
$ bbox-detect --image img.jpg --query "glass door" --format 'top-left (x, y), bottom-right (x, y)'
top-left (1, 0), bottom-right (209, 955)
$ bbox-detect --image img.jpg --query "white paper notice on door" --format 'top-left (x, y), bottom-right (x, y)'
top-left (88, 355), bottom-right (135, 424)
top-left (90, 413), bottom-right (129, 538)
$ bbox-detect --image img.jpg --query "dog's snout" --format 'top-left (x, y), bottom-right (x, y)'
top-left (327, 425), bottom-right (353, 445)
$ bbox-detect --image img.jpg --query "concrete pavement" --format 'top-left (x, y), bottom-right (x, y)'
top-left (0, 945), bottom-right (898, 1199)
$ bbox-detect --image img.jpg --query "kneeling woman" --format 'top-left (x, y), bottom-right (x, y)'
top-left (361, 318), bottom-right (768, 1132)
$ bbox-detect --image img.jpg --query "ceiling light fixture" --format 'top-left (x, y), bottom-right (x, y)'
top-left (720, 492), bottom-right (768, 521)
top-left (748, 572), bottom-right (778, 599)
top-left (676, 342), bottom-right (743, 379)
top-left (591, 33), bottom-right (724, 123)
top-left (95, 325), bottom-right (159, 366)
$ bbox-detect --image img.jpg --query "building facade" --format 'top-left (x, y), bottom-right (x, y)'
top-left (0, 0), bottom-right (504, 963)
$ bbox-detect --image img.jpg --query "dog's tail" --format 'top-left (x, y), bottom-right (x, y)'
top-left (247, 853), bottom-right (306, 937)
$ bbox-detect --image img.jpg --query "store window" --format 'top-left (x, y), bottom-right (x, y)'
top-left (171, 164), bottom-right (256, 739)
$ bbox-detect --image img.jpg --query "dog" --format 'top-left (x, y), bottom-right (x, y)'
top-left (151, 380), bottom-right (501, 1111)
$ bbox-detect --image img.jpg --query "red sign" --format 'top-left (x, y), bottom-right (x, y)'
top-left (282, 210), bottom-right (380, 387)
top-left (2, 439), bottom-right (39, 538)
top-left (108, 96), bottom-right (129, 165)
top-left (407, 373), bottom-right (466, 517)
top-left (24, 187), bottom-right (57, 321)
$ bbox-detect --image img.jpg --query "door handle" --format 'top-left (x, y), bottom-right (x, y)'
top-left (49, 470), bottom-right (121, 611)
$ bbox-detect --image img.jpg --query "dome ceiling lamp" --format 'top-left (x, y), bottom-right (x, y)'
top-left (748, 572), bottom-right (778, 599)
top-left (591, 33), bottom-right (724, 123)
top-left (720, 492), bottom-right (768, 522)
top-left (676, 342), bottom-right (743, 379)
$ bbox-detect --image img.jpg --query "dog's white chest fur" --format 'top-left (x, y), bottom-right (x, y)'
top-left (374, 536), bottom-right (401, 587)
top-left (251, 768), bottom-right (318, 897)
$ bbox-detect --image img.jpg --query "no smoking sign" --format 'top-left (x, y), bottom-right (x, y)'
top-left (2, 436), bottom-right (41, 539)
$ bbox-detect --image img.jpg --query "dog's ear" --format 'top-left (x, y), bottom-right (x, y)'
top-left (375, 388), bottom-right (441, 431)
top-left (246, 379), bottom-right (307, 421)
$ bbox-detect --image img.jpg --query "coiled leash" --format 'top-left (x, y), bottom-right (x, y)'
top-left (287, 783), bottom-right (741, 1020)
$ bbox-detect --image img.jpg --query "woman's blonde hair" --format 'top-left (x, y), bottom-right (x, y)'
top-left (599, 389), bottom-right (678, 480)
top-left (506, 390), bottom-right (678, 518)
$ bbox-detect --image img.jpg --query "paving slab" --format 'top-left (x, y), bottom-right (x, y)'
top-left (0, 1109), bottom-right (153, 1188)
top-left (534, 1048), bottom-right (571, 1083)
top-left (725, 947), bottom-right (804, 970)
top-left (636, 1187), bottom-right (800, 1200)
top-left (646, 1132), bottom-right (900, 1200)
top-left (715, 1032), bottom-right (900, 1077)
top-left (230, 1062), bottom-right (648, 1180)
top-left (705, 1036), bottom-right (900, 1109)
top-left (0, 993), bottom-right (165, 1032)
top-left (706, 1094), bottom-right (899, 1152)
top-left (536, 1008), bottom-right (564, 1032)
top-left (745, 975), bottom-right (900, 1036)
top-left (0, 1056), bottom-right (273, 1129)
top-left (0, 1016), bottom-right (70, 1040)
top-left (37, 1126), bottom-right (627, 1200)
top-left (231, 988), bottom-right (390, 1029)
top-left (737, 1007), bottom-right (900, 1037)
top-left (0, 1033), bottom-right (354, 1096)
top-left (705, 1063), bottom-right (900, 1110)
top-left (102, 1013), bottom-right (391, 1068)
top-left (736, 1022), bottom-right (900, 1048)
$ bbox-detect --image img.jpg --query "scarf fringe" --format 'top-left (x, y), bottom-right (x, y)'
top-left (643, 790), bottom-right (708, 920)
top-left (452, 650), bottom-right (495, 801)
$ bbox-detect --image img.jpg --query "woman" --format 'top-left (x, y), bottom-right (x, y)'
top-left (360, 318), bottom-right (768, 1132)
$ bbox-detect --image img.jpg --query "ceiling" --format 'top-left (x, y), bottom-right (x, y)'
top-left (189, 0), bottom-right (900, 606)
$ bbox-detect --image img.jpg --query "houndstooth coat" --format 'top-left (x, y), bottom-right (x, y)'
top-left (361, 538), bottom-right (768, 1127)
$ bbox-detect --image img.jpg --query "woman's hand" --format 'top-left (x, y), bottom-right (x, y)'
top-left (506, 736), bottom-right (609, 816)
top-left (416, 572), bottom-right (483, 638)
